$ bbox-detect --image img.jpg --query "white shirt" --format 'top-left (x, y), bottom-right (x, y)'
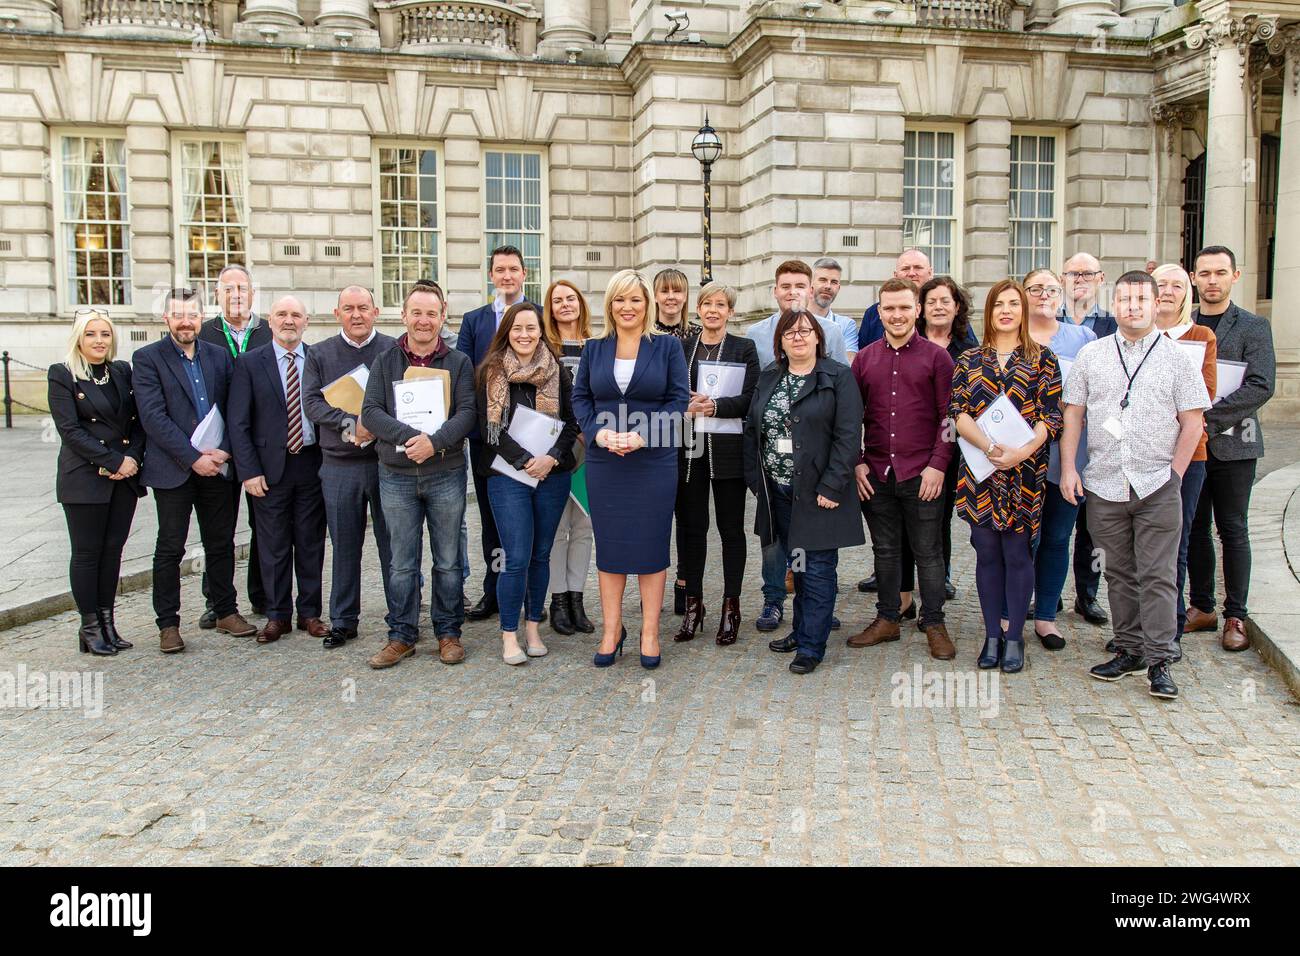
top-left (493, 292), bottom-right (526, 330)
top-left (340, 327), bottom-right (377, 349)
top-left (613, 358), bottom-right (636, 393)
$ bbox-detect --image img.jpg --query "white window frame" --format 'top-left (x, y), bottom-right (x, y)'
top-left (1007, 127), bottom-right (1065, 279)
top-left (903, 123), bottom-right (965, 283)
top-left (170, 133), bottom-right (251, 310)
top-left (480, 147), bottom-right (549, 304)
top-left (372, 141), bottom-right (447, 317)
top-left (51, 128), bottom-right (134, 315)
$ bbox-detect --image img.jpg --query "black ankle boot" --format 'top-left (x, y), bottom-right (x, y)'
top-left (99, 607), bottom-right (132, 650)
top-left (568, 592), bottom-right (595, 634)
top-left (78, 612), bottom-right (116, 656)
top-left (674, 595), bottom-right (705, 642)
top-left (549, 593), bottom-right (575, 636)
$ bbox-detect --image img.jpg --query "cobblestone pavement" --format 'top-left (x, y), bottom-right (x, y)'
top-left (1, 492), bottom-right (1298, 866)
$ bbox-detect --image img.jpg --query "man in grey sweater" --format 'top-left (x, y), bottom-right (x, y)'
top-left (361, 282), bottom-right (476, 669)
top-left (302, 285), bottom-right (397, 650)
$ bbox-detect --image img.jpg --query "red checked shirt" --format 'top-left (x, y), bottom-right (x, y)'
top-left (851, 330), bottom-right (956, 483)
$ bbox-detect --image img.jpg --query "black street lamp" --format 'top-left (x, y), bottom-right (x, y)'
top-left (691, 114), bottom-right (723, 284)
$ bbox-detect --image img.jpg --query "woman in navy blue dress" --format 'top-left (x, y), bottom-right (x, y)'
top-left (572, 269), bottom-right (690, 669)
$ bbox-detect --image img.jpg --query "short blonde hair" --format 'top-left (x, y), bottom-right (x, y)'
top-left (599, 269), bottom-right (657, 338)
top-left (1151, 263), bottom-right (1193, 328)
top-left (64, 309), bottom-right (116, 382)
top-left (696, 282), bottom-right (737, 311)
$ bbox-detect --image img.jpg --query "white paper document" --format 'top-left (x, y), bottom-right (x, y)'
top-left (1176, 338), bottom-right (1208, 373)
top-left (491, 405), bottom-right (565, 487)
top-left (392, 378), bottom-right (447, 453)
top-left (1215, 359), bottom-right (1247, 404)
top-left (693, 360), bottom-right (746, 434)
top-left (1057, 356), bottom-right (1073, 389)
top-left (957, 393), bottom-right (1037, 484)
top-left (190, 406), bottom-right (228, 477)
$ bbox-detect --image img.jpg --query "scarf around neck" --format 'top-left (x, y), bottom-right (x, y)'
top-left (486, 346), bottom-right (561, 443)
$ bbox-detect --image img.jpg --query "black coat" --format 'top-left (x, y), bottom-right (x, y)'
top-left (47, 361), bottom-right (146, 504)
top-left (473, 367), bottom-right (580, 478)
top-left (743, 358), bottom-right (865, 552)
top-left (679, 332), bottom-right (760, 481)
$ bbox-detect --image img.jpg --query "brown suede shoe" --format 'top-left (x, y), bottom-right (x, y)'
top-left (369, 640), bottom-right (414, 669)
top-left (847, 617), bottom-right (901, 648)
top-left (924, 623), bottom-right (956, 660)
top-left (1183, 606), bottom-right (1217, 633)
top-left (257, 619), bottom-right (291, 644)
top-left (215, 612), bottom-right (258, 637)
top-left (296, 617), bottom-right (330, 638)
top-left (159, 626), bottom-right (184, 654)
top-left (438, 636), bottom-right (465, 664)
top-left (1221, 617), bottom-right (1250, 652)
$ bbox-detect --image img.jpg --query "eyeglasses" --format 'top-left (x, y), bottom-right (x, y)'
top-left (1063, 271), bottom-right (1100, 281)
top-left (781, 327), bottom-right (815, 340)
top-left (1025, 286), bottom-right (1062, 298)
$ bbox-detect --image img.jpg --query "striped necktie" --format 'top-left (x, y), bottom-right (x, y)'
top-left (285, 352), bottom-right (303, 453)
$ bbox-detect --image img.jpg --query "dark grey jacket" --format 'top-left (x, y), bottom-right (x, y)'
top-left (743, 358), bottom-right (865, 552)
top-left (361, 342), bottom-right (475, 475)
top-left (1194, 303), bottom-right (1275, 461)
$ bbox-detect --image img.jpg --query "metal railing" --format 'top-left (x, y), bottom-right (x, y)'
top-left (910, 0), bottom-right (1013, 30)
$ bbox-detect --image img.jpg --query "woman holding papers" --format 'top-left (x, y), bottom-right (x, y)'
top-left (475, 303), bottom-right (580, 665)
top-left (1022, 267), bottom-right (1096, 651)
top-left (541, 279), bottom-right (597, 636)
top-left (673, 283), bottom-right (760, 646)
top-left (950, 279), bottom-right (1062, 674)
top-left (1153, 263), bottom-right (1217, 643)
top-left (48, 309), bottom-right (146, 655)
top-left (572, 269), bottom-right (690, 669)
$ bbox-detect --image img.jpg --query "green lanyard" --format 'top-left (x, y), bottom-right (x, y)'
top-left (220, 321), bottom-right (248, 359)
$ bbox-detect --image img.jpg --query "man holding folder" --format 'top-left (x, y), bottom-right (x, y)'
top-left (302, 285), bottom-right (397, 649)
top-left (362, 282), bottom-right (477, 669)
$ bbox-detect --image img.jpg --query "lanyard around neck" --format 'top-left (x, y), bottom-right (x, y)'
top-left (221, 320), bottom-right (250, 358)
top-left (1114, 333), bottom-right (1160, 410)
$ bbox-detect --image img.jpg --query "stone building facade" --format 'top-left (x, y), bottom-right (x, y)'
top-left (0, 0), bottom-right (1296, 417)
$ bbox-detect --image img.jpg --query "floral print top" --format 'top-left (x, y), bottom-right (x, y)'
top-left (761, 371), bottom-right (807, 485)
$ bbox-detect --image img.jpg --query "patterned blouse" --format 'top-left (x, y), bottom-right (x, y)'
top-left (950, 345), bottom-right (1062, 538)
top-left (655, 317), bottom-right (701, 340)
top-left (761, 371), bottom-right (807, 485)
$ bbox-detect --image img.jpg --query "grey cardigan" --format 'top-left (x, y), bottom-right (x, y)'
top-left (1195, 303), bottom-right (1275, 462)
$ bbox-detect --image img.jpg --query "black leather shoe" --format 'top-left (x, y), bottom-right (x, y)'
top-left (1001, 637), bottom-right (1025, 673)
top-left (99, 607), bottom-right (132, 650)
top-left (829, 616), bottom-right (841, 631)
top-left (549, 593), bottom-right (576, 636)
top-left (464, 595), bottom-right (498, 621)
top-left (568, 592), bottom-right (595, 634)
top-left (1105, 637), bottom-right (1117, 653)
top-left (323, 627), bottom-right (355, 649)
top-left (857, 575), bottom-right (877, 593)
top-left (900, 603), bottom-right (917, 621)
top-left (1075, 596), bottom-right (1108, 625)
top-left (944, 576), bottom-right (957, 600)
top-left (1148, 662), bottom-right (1178, 699)
top-left (768, 633), bottom-right (798, 653)
top-left (1089, 652), bottom-right (1145, 681)
top-left (977, 634), bottom-right (1003, 669)
top-left (78, 612), bottom-right (117, 656)
top-left (789, 655), bottom-right (818, 674)
top-left (198, 608), bottom-right (217, 630)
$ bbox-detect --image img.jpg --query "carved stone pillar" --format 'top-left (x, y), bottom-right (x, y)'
top-left (541, 0), bottom-right (594, 49)
top-left (1151, 103), bottom-right (1195, 267)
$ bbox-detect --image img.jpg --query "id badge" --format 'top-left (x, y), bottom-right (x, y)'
top-left (1102, 416), bottom-right (1124, 440)
top-left (776, 437), bottom-right (793, 455)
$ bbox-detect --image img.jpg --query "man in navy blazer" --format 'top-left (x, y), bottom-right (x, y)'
top-left (227, 295), bottom-right (328, 645)
top-left (132, 287), bottom-right (257, 653)
top-left (456, 243), bottom-right (535, 620)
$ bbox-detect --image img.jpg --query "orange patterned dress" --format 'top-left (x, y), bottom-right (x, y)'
top-left (950, 345), bottom-right (1062, 540)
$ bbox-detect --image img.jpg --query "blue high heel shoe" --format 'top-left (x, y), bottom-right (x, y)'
top-left (593, 626), bottom-right (627, 668)
top-left (640, 631), bottom-right (661, 670)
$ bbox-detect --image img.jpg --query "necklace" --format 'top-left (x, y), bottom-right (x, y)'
top-left (90, 365), bottom-right (110, 386)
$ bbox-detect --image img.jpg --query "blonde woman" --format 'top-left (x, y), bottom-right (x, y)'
top-left (541, 279), bottom-right (597, 636)
top-left (653, 268), bottom-right (700, 341)
top-left (47, 310), bottom-right (146, 655)
top-left (571, 269), bottom-right (690, 668)
top-left (1153, 263), bottom-right (1217, 648)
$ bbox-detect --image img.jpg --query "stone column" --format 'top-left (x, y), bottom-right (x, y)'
top-left (541, 0), bottom-right (594, 48)
top-left (0, 0), bottom-right (61, 31)
top-left (1151, 103), bottom-right (1194, 266)
top-left (1271, 30), bottom-right (1300, 361)
top-left (1053, 0), bottom-right (1114, 19)
top-left (314, 0), bottom-right (372, 30)
top-left (1118, 0), bottom-right (1171, 22)
top-left (240, 0), bottom-right (302, 26)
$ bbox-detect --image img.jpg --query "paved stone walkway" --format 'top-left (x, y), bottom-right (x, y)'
top-left (2, 492), bottom-right (1298, 865)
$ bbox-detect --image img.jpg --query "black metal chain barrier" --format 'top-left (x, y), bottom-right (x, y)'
top-left (2, 352), bottom-right (52, 426)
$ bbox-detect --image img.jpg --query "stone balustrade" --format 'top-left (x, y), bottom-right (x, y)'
top-left (79, 0), bottom-right (216, 33)
top-left (374, 0), bottom-right (538, 55)
top-left (910, 0), bottom-right (1015, 30)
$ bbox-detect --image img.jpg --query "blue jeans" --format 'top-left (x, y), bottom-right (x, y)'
top-left (770, 482), bottom-right (838, 661)
top-left (1176, 460), bottom-right (1207, 635)
top-left (760, 541), bottom-right (788, 606)
top-left (1032, 481), bottom-right (1080, 623)
top-left (487, 471), bottom-right (572, 632)
top-left (379, 464), bottom-right (467, 644)
top-left (320, 460), bottom-right (393, 631)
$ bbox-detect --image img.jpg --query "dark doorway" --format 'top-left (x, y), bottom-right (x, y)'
top-left (1181, 151), bottom-right (1205, 273)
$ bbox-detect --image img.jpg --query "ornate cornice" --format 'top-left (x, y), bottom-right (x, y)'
top-left (1151, 102), bottom-right (1195, 155)
top-left (1185, 13), bottom-right (1281, 88)
top-left (1264, 23), bottom-right (1300, 95)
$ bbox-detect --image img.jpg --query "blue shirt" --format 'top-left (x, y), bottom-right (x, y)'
top-left (747, 312), bottom-right (850, 369)
top-left (858, 303), bottom-right (885, 350)
top-left (1058, 303), bottom-right (1113, 335)
top-left (1046, 321), bottom-right (1097, 484)
top-left (172, 338), bottom-right (211, 422)
top-left (820, 309), bottom-right (859, 355)
top-left (272, 340), bottom-right (316, 447)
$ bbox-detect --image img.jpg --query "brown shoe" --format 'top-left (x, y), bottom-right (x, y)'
top-left (257, 619), bottom-right (291, 644)
top-left (785, 569), bottom-right (795, 594)
top-left (847, 616), bottom-right (901, 648)
top-left (215, 612), bottom-right (258, 637)
top-left (438, 636), bottom-right (465, 664)
top-left (159, 626), bottom-right (185, 654)
top-left (296, 617), bottom-right (329, 638)
top-left (1221, 617), bottom-right (1250, 652)
top-left (924, 623), bottom-right (956, 660)
top-left (1183, 606), bottom-right (1217, 633)
top-left (369, 639), bottom-right (415, 669)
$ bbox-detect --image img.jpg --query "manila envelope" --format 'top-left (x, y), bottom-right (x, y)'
top-left (321, 374), bottom-right (365, 417)
top-left (403, 366), bottom-right (451, 409)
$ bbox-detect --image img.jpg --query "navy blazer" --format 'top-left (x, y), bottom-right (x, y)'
top-left (571, 333), bottom-right (690, 469)
top-left (132, 337), bottom-right (234, 490)
top-left (227, 342), bottom-right (313, 486)
top-left (457, 299), bottom-right (537, 440)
